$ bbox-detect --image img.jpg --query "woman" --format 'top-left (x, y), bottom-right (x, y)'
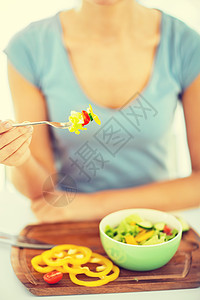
top-left (1, 0), bottom-right (200, 222)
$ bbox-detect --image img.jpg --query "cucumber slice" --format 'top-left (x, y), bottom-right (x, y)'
top-left (177, 217), bottom-right (190, 232)
top-left (154, 222), bottom-right (165, 231)
top-left (136, 221), bottom-right (153, 229)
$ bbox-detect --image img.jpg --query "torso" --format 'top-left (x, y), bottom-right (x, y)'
top-left (59, 8), bottom-right (162, 109)
top-left (42, 11), bottom-right (187, 192)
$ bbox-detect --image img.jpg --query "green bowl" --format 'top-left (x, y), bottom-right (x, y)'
top-left (99, 208), bottom-right (182, 271)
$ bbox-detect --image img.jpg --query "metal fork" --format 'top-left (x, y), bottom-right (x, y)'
top-left (12, 121), bottom-right (73, 129)
top-left (0, 231), bottom-right (55, 249)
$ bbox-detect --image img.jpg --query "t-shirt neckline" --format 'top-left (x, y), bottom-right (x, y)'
top-left (55, 9), bottom-right (164, 111)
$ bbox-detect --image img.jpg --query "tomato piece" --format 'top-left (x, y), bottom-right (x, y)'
top-left (163, 225), bottom-right (172, 235)
top-left (43, 270), bottom-right (63, 284)
top-left (82, 110), bottom-right (90, 126)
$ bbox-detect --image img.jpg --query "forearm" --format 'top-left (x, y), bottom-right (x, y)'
top-left (8, 154), bottom-right (51, 200)
top-left (31, 172), bottom-right (200, 223)
top-left (31, 192), bottom-right (99, 223)
top-left (97, 171), bottom-right (200, 213)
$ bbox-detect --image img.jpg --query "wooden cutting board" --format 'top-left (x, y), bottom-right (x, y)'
top-left (11, 220), bottom-right (200, 296)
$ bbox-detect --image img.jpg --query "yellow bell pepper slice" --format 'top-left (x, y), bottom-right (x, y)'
top-left (87, 104), bottom-right (101, 125)
top-left (135, 229), bottom-right (147, 238)
top-left (56, 265), bottom-right (69, 273)
top-left (31, 254), bottom-right (70, 273)
top-left (135, 230), bottom-right (155, 243)
top-left (63, 252), bottom-right (113, 277)
top-left (31, 255), bottom-right (55, 273)
top-left (63, 264), bottom-right (88, 275)
top-left (125, 235), bottom-right (138, 245)
top-left (84, 253), bottom-right (113, 277)
top-left (42, 244), bottom-right (92, 267)
top-left (69, 265), bottom-right (120, 287)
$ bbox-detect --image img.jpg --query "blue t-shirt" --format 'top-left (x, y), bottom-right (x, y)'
top-left (4, 11), bottom-right (200, 193)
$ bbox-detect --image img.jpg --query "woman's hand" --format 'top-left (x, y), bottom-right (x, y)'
top-left (0, 120), bottom-right (33, 167)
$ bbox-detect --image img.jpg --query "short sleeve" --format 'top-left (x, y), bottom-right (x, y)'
top-left (4, 26), bottom-right (40, 88)
top-left (179, 24), bottom-right (200, 91)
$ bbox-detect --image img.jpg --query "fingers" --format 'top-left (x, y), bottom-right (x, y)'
top-left (0, 125), bottom-right (33, 150)
top-left (1, 135), bottom-right (32, 166)
top-left (0, 130), bottom-right (33, 164)
top-left (0, 119), bottom-right (34, 167)
top-left (0, 120), bottom-right (14, 134)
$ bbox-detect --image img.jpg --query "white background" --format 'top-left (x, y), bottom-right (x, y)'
top-left (0, 0), bottom-right (200, 189)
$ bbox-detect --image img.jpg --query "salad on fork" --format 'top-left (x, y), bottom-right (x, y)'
top-left (68, 104), bottom-right (101, 135)
top-left (12, 104), bottom-right (101, 135)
